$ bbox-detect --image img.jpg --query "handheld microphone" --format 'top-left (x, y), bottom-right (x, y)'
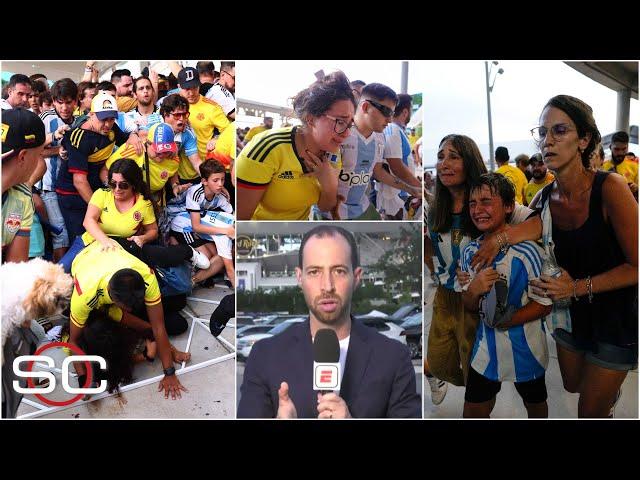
top-left (313, 328), bottom-right (341, 393)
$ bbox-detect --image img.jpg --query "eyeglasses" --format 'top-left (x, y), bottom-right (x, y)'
top-left (221, 70), bottom-right (235, 80)
top-left (530, 123), bottom-right (575, 143)
top-left (365, 99), bottom-right (395, 118)
top-left (323, 114), bottom-right (354, 134)
top-left (109, 180), bottom-right (130, 190)
top-left (170, 111), bottom-right (190, 119)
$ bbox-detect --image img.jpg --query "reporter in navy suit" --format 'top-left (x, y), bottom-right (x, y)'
top-left (237, 225), bottom-right (421, 418)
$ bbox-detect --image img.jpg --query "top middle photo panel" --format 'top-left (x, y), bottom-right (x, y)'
top-left (236, 60), bottom-right (424, 221)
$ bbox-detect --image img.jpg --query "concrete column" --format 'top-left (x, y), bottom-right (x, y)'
top-left (616, 89), bottom-right (631, 132)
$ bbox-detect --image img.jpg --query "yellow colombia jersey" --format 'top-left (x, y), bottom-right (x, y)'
top-left (80, 188), bottom-right (156, 246)
top-left (208, 121), bottom-right (236, 170)
top-left (106, 143), bottom-right (180, 194)
top-left (70, 241), bottom-right (161, 328)
top-left (244, 125), bottom-right (268, 142)
top-left (188, 95), bottom-right (230, 161)
top-left (524, 171), bottom-right (555, 206)
top-left (496, 164), bottom-right (528, 204)
top-left (603, 159), bottom-right (639, 185)
top-left (2, 183), bottom-right (33, 249)
top-left (236, 126), bottom-right (341, 220)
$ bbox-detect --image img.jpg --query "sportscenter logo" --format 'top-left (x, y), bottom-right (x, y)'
top-left (12, 341), bottom-right (107, 407)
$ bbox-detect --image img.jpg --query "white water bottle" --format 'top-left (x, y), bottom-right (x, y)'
top-left (541, 247), bottom-right (572, 308)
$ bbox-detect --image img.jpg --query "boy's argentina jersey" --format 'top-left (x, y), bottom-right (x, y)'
top-left (325, 127), bottom-right (387, 219)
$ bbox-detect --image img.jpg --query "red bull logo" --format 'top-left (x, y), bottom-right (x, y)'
top-left (5, 213), bottom-right (22, 233)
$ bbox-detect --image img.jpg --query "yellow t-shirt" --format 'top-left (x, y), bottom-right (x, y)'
top-left (496, 164), bottom-right (528, 204)
top-left (236, 126), bottom-right (341, 220)
top-left (106, 143), bottom-right (180, 194)
top-left (2, 183), bottom-right (33, 249)
top-left (116, 96), bottom-right (137, 113)
top-left (602, 159), bottom-right (638, 185)
top-left (207, 121), bottom-right (236, 170)
top-left (70, 242), bottom-right (161, 329)
top-left (188, 95), bottom-right (230, 161)
top-left (80, 188), bottom-right (156, 246)
top-left (244, 125), bottom-right (268, 142)
top-left (524, 171), bottom-right (555, 206)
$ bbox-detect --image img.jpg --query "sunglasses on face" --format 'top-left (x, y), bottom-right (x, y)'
top-left (109, 180), bottom-right (131, 190)
top-left (365, 99), bottom-right (395, 118)
top-left (530, 123), bottom-right (575, 143)
top-left (170, 111), bottom-right (190, 119)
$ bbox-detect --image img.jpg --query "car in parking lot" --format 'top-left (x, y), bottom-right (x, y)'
top-left (360, 317), bottom-right (406, 345)
top-left (237, 317), bottom-right (306, 360)
top-left (237, 325), bottom-right (275, 338)
top-left (399, 311), bottom-right (423, 359)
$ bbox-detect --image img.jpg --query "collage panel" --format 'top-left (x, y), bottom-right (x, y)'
top-left (236, 60), bottom-right (424, 222)
top-left (423, 60), bottom-right (638, 418)
top-left (2, 60), bottom-right (236, 418)
top-left (235, 221), bottom-right (423, 418)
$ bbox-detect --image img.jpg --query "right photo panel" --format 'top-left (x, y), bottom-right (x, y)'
top-left (423, 60), bottom-right (638, 418)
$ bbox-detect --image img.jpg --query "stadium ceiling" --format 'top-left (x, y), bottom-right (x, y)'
top-left (2, 61), bottom-right (123, 83)
top-left (564, 62), bottom-right (638, 99)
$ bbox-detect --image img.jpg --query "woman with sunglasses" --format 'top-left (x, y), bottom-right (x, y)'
top-left (236, 71), bottom-right (356, 220)
top-left (528, 95), bottom-right (637, 417)
top-left (59, 159), bottom-right (209, 273)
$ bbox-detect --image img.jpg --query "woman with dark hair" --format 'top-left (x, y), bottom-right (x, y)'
top-left (425, 134), bottom-right (542, 400)
top-left (59, 159), bottom-right (208, 273)
top-left (529, 95), bottom-right (637, 417)
top-left (236, 71), bottom-right (356, 220)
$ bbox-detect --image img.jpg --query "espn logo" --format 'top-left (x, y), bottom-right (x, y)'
top-left (314, 363), bottom-right (339, 390)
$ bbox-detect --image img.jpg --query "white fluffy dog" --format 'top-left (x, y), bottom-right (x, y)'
top-left (1, 258), bottom-right (73, 355)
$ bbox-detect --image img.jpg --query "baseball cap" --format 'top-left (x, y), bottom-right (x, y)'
top-left (1, 108), bottom-right (46, 159)
top-left (147, 123), bottom-right (177, 154)
top-left (178, 67), bottom-right (200, 89)
top-left (90, 92), bottom-right (119, 120)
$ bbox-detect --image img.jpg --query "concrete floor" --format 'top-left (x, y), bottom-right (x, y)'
top-left (422, 278), bottom-right (639, 419)
top-left (16, 285), bottom-right (236, 419)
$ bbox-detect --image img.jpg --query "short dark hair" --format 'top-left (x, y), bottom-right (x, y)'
top-left (30, 79), bottom-right (47, 95)
top-left (350, 80), bottom-right (366, 89)
top-left (50, 78), bottom-right (78, 102)
top-left (133, 76), bottom-right (153, 93)
top-left (361, 83), bottom-right (398, 104)
top-left (199, 159), bottom-right (225, 180)
top-left (298, 225), bottom-right (359, 270)
top-left (220, 61), bottom-right (234, 71)
top-left (110, 69), bottom-right (132, 83)
top-left (292, 71), bottom-right (356, 121)
top-left (8, 74), bottom-right (31, 89)
top-left (543, 95), bottom-right (601, 168)
top-left (160, 93), bottom-right (189, 117)
top-left (611, 131), bottom-right (629, 144)
top-left (108, 268), bottom-right (146, 312)
top-left (197, 61), bottom-right (216, 75)
top-left (96, 81), bottom-right (116, 93)
top-left (470, 172), bottom-right (515, 210)
top-left (394, 93), bottom-right (412, 117)
top-left (29, 73), bottom-right (47, 82)
top-left (77, 81), bottom-right (96, 102)
top-left (495, 146), bottom-right (509, 162)
top-left (514, 153), bottom-right (529, 167)
top-left (37, 91), bottom-right (52, 107)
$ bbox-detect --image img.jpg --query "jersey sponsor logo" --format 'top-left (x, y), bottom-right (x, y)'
top-left (339, 170), bottom-right (370, 186)
top-left (4, 213), bottom-right (22, 233)
top-left (1, 122), bottom-right (8, 142)
top-left (197, 113), bottom-right (205, 121)
top-left (277, 170), bottom-right (295, 180)
top-left (133, 211), bottom-right (142, 222)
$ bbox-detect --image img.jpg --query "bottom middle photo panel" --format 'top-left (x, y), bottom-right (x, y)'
top-left (235, 221), bottom-right (423, 419)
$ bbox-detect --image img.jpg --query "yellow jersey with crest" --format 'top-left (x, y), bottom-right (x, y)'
top-left (236, 126), bottom-right (341, 220)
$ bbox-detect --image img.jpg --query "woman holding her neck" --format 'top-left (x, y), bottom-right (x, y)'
top-left (235, 71), bottom-right (355, 220)
top-left (529, 95), bottom-right (637, 417)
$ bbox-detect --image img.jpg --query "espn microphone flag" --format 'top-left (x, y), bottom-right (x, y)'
top-left (313, 328), bottom-right (341, 391)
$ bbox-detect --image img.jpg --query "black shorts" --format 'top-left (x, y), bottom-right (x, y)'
top-left (465, 367), bottom-right (548, 404)
top-left (170, 230), bottom-right (210, 249)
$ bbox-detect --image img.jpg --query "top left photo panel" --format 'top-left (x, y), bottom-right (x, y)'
top-left (1, 60), bottom-right (237, 419)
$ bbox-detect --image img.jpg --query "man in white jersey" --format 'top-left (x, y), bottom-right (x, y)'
top-left (205, 61), bottom-right (235, 121)
top-left (316, 83), bottom-right (421, 220)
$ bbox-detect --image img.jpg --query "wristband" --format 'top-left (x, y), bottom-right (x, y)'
top-left (163, 366), bottom-right (176, 376)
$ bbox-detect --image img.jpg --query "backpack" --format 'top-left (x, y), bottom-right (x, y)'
top-left (155, 261), bottom-right (192, 297)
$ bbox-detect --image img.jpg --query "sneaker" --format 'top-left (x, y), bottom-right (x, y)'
top-left (210, 320), bottom-right (225, 338)
top-left (608, 388), bottom-right (622, 418)
top-left (427, 375), bottom-right (448, 405)
top-left (190, 247), bottom-right (210, 270)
